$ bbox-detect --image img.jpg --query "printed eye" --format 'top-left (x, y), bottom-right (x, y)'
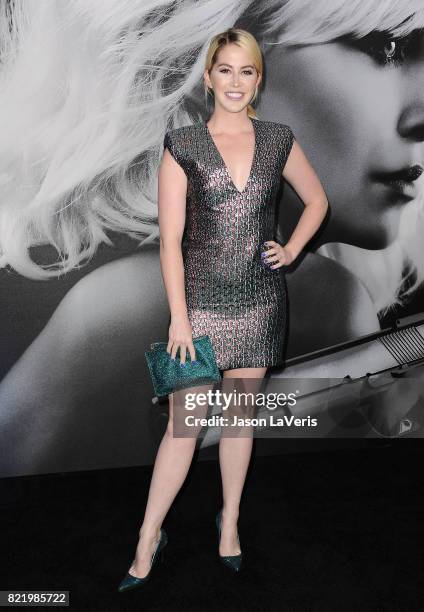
top-left (384, 40), bottom-right (396, 60)
top-left (339, 29), bottom-right (420, 67)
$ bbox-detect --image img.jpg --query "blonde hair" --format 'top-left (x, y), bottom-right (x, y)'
top-left (203, 28), bottom-right (262, 119)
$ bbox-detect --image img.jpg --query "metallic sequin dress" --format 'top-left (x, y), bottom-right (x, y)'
top-left (163, 119), bottom-right (294, 370)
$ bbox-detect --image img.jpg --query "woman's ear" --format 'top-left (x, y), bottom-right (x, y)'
top-left (203, 69), bottom-right (209, 88)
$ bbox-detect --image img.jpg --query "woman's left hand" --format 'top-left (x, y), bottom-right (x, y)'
top-left (262, 240), bottom-right (296, 268)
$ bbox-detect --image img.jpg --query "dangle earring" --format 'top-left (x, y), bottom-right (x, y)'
top-left (384, 41), bottom-right (396, 63)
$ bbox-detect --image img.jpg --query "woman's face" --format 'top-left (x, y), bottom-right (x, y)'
top-left (204, 43), bottom-right (261, 117)
top-left (260, 29), bottom-right (424, 249)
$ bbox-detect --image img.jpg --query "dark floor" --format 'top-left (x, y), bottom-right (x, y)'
top-left (1, 440), bottom-right (423, 611)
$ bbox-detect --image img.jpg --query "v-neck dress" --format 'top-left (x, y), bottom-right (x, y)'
top-left (163, 118), bottom-right (294, 370)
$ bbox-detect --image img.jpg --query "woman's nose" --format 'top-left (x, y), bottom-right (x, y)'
top-left (399, 58), bottom-right (424, 142)
top-left (398, 105), bottom-right (424, 142)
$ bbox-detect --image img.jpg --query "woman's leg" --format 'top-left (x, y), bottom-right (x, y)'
top-left (129, 383), bottom-right (213, 578)
top-left (218, 367), bottom-right (267, 555)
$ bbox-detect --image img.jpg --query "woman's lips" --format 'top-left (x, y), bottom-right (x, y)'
top-left (371, 164), bottom-right (423, 200)
top-left (225, 92), bottom-right (244, 100)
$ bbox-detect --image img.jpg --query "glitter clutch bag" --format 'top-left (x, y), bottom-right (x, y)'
top-left (145, 334), bottom-right (221, 398)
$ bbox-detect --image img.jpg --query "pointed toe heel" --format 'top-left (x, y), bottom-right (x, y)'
top-left (118, 528), bottom-right (168, 593)
top-left (215, 509), bottom-right (243, 573)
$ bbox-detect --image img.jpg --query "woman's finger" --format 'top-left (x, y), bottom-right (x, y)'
top-left (188, 342), bottom-right (196, 363)
top-left (179, 343), bottom-right (187, 366)
top-left (170, 342), bottom-right (179, 360)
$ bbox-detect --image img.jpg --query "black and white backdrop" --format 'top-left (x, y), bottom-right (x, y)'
top-left (1, 0), bottom-right (423, 477)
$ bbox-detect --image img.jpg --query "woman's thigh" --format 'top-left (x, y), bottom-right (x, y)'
top-left (220, 367), bottom-right (268, 436)
top-left (167, 382), bottom-right (216, 439)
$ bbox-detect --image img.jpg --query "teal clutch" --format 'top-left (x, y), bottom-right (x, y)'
top-left (145, 334), bottom-right (222, 397)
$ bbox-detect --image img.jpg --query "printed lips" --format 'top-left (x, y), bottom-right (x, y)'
top-left (372, 164), bottom-right (423, 199)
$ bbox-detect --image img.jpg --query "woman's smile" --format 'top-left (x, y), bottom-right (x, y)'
top-left (225, 92), bottom-right (245, 99)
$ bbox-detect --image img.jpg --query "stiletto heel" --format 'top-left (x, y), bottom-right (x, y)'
top-left (118, 528), bottom-right (168, 592)
top-left (215, 508), bottom-right (242, 572)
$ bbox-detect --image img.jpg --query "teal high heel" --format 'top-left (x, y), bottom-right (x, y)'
top-left (215, 509), bottom-right (242, 572)
top-left (117, 528), bottom-right (168, 592)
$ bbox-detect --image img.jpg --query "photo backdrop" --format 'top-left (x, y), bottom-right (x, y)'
top-left (1, 0), bottom-right (423, 477)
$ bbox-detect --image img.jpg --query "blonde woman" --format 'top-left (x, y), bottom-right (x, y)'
top-left (118, 28), bottom-right (327, 591)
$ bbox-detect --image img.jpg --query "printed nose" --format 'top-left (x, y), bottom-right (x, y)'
top-left (398, 105), bottom-right (424, 143)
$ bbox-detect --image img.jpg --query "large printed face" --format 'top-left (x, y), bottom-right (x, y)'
top-left (261, 28), bottom-right (424, 249)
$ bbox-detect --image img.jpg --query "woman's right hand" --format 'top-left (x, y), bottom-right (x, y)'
top-left (167, 315), bottom-right (196, 365)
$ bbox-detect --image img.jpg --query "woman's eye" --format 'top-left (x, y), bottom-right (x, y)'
top-left (219, 69), bottom-right (254, 75)
top-left (340, 30), bottom-right (420, 66)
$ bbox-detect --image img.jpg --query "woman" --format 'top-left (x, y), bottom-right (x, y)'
top-left (260, 4), bottom-right (424, 354)
top-left (117, 28), bottom-right (328, 591)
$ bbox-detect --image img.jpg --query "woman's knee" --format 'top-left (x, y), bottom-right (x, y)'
top-left (165, 396), bottom-right (198, 441)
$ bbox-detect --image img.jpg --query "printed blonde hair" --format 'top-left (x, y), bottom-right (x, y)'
top-left (1, 0), bottom-right (424, 321)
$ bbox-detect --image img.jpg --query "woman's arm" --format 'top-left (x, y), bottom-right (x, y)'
top-left (282, 139), bottom-right (329, 261)
top-left (158, 141), bottom-right (195, 363)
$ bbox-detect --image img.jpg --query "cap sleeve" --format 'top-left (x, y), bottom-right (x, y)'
top-left (283, 124), bottom-right (295, 157)
top-left (280, 124), bottom-right (295, 171)
top-left (163, 129), bottom-right (187, 176)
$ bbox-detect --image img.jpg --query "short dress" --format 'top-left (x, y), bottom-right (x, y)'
top-left (163, 118), bottom-right (294, 370)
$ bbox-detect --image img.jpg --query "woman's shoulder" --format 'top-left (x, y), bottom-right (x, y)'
top-left (51, 248), bottom-right (168, 340)
top-left (289, 251), bottom-right (380, 341)
top-left (255, 119), bottom-right (294, 154)
top-left (163, 123), bottom-right (201, 172)
top-left (164, 122), bottom-right (200, 140)
top-left (256, 118), bottom-right (293, 136)
top-left (163, 123), bottom-right (201, 156)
